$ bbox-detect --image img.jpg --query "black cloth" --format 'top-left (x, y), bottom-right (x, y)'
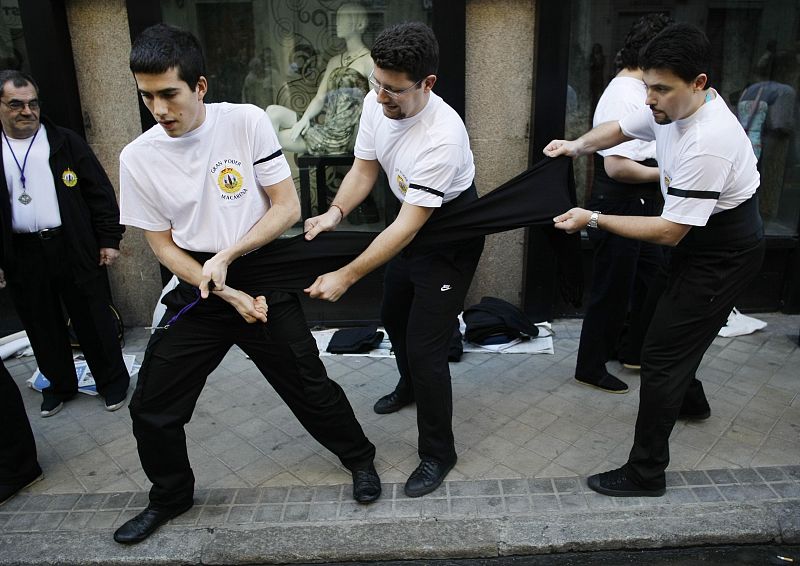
top-left (625, 199), bottom-right (765, 489)
top-left (0, 116), bottom-right (125, 283)
top-left (0, 117), bottom-right (129, 404)
top-left (463, 296), bottom-right (540, 345)
top-left (0, 362), bottom-right (40, 484)
top-left (180, 156), bottom-right (576, 297)
top-left (326, 325), bottom-right (384, 354)
top-left (131, 291), bottom-right (376, 508)
top-left (576, 161), bottom-right (666, 379)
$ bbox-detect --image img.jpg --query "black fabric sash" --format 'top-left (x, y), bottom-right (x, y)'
top-left (180, 156), bottom-right (575, 297)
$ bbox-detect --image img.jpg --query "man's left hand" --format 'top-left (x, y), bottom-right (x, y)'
top-left (99, 248), bottom-right (120, 266)
top-left (304, 269), bottom-right (353, 302)
top-left (553, 207), bottom-right (592, 234)
top-left (200, 252), bottom-right (231, 298)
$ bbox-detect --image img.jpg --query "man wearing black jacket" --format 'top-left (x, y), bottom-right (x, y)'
top-left (0, 70), bottom-right (129, 417)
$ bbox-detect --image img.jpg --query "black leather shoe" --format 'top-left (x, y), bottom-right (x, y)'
top-left (352, 463), bottom-right (381, 503)
top-left (0, 468), bottom-right (43, 506)
top-left (373, 391), bottom-right (413, 414)
top-left (587, 467), bottom-right (665, 497)
top-left (679, 399), bottom-right (711, 420)
top-left (404, 458), bottom-right (455, 498)
top-left (575, 372), bottom-right (628, 394)
top-left (113, 501), bottom-right (193, 544)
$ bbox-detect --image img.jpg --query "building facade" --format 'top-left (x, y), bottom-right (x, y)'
top-left (1, 0), bottom-right (797, 328)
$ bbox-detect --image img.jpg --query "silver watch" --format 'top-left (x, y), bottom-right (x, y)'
top-left (587, 211), bottom-right (601, 229)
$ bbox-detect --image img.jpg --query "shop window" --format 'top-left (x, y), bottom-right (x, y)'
top-left (0, 0), bottom-right (29, 71)
top-left (565, 0), bottom-right (800, 237)
top-left (154, 0), bottom-right (437, 234)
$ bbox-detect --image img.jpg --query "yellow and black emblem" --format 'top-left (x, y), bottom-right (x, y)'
top-left (62, 168), bottom-right (78, 187)
top-left (217, 167), bottom-right (243, 194)
top-left (396, 173), bottom-right (408, 195)
top-left (664, 174), bottom-right (671, 187)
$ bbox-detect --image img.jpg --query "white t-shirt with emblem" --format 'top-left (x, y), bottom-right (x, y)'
top-left (619, 90), bottom-right (759, 226)
top-left (354, 90), bottom-right (474, 207)
top-left (593, 76), bottom-right (656, 161)
top-left (119, 103), bottom-right (291, 252)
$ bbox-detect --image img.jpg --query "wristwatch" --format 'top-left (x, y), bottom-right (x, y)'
top-left (587, 211), bottom-right (601, 229)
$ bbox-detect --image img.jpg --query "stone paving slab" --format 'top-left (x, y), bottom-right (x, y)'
top-left (1, 313), bottom-right (798, 564)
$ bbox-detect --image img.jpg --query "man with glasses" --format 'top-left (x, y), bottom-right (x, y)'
top-left (0, 70), bottom-right (129, 418)
top-left (304, 22), bottom-right (485, 497)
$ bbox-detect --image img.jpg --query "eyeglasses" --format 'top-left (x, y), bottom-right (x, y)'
top-left (1, 99), bottom-right (40, 112)
top-left (367, 71), bottom-right (422, 99)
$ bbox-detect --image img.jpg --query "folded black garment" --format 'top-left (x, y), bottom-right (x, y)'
top-left (179, 156), bottom-right (575, 298)
top-left (463, 296), bottom-right (540, 345)
top-left (326, 325), bottom-right (384, 354)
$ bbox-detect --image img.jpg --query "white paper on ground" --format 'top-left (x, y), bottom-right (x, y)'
top-left (27, 353), bottom-right (138, 396)
top-left (718, 308), bottom-right (767, 337)
top-left (0, 336), bottom-right (31, 360)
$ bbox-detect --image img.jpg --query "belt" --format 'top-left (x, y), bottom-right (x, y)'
top-left (13, 226), bottom-right (63, 241)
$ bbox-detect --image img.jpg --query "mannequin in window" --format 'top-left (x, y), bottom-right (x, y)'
top-left (267, 3), bottom-right (372, 156)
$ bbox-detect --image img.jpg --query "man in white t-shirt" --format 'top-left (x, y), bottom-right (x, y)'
top-left (113, 24), bottom-right (380, 545)
top-left (545, 23), bottom-right (765, 497)
top-left (304, 22), bottom-right (485, 498)
top-left (575, 14), bottom-right (671, 395)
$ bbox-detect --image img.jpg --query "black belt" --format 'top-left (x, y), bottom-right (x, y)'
top-left (12, 226), bottom-right (63, 241)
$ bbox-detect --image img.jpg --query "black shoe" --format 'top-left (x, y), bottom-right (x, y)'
top-left (104, 388), bottom-right (128, 412)
top-left (679, 407), bottom-right (711, 420)
top-left (0, 469), bottom-right (43, 506)
top-left (352, 463), bottom-right (381, 503)
top-left (113, 502), bottom-right (193, 544)
top-left (587, 467), bottom-right (665, 497)
top-left (575, 372), bottom-right (628, 394)
top-left (404, 458), bottom-right (455, 498)
top-left (373, 391), bottom-right (413, 414)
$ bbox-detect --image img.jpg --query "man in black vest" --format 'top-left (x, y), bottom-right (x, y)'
top-left (0, 70), bottom-right (129, 418)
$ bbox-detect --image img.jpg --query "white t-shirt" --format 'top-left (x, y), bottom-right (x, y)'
top-left (354, 91), bottom-right (474, 207)
top-left (3, 125), bottom-right (62, 232)
top-left (120, 103), bottom-right (291, 252)
top-left (620, 90), bottom-right (759, 226)
top-left (593, 76), bottom-right (656, 162)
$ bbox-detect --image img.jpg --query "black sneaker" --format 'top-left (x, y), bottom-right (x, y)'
top-left (373, 391), bottom-right (413, 414)
top-left (587, 467), bottom-right (665, 497)
top-left (40, 397), bottom-right (65, 418)
top-left (351, 463), bottom-right (381, 503)
top-left (404, 458), bottom-right (455, 498)
top-left (575, 372), bottom-right (629, 394)
top-left (104, 389), bottom-right (128, 412)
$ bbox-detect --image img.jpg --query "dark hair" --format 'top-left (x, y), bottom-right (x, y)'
top-left (370, 22), bottom-right (438, 82)
top-left (640, 23), bottom-right (711, 84)
top-left (0, 69), bottom-right (39, 98)
top-left (617, 13), bottom-right (673, 71)
top-left (130, 23), bottom-right (205, 88)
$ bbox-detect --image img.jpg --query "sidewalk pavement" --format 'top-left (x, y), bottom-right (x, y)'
top-left (1, 313), bottom-right (798, 565)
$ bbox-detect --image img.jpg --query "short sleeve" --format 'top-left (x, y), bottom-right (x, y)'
top-left (252, 111), bottom-right (291, 187)
top-left (403, 144), bottom-right (463, 208)
top-left (619, 106), bottom-right (656, 143)
top-left (354, 93), bottom-right (377, 161)
top-left (661, 154), bottom-right (731, 226)
top-left (596, 100), bottom-right (656, 160)
top-left (118, 158), bottom-right (171, 231)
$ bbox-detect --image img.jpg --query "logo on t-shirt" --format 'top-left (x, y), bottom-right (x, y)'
top-left (61, 168), bottom-right (78, 188)
top-left (664, 174), bottom-right (671, 187)
top-left (396, 171), bottom-right (408, 195)
top-left (211, 159), bottom-right (248, 201)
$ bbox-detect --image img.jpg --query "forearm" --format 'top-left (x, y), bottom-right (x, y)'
top-left (576, 121), bottom-right (630, 156)
top-left (604, 156), bottom-right (660, 184)
top-left (597, 213), bottom-right (689, 246)
top-left (330, 166), bottom-right (379, 215)
top-left (300, 95), bottom-right (325, 123)
top-left (217, 199), bottom-right (300, 263)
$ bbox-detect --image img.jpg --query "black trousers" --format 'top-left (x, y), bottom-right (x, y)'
top-left (7, 233), bottom-right (129, 402)
top-left (576, 197), bottom-right (666, 379)
top-left (130, 291), bottom-right (376, 508)
top-left (626, 238), bottom-right (766, 488)
top-left (381, 236), bottom-right (485, 465)
top-left (0, 362), bottom-right (40, 484)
